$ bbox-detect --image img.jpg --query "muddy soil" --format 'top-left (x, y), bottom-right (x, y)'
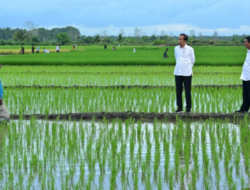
top-left (9, 112), bottom-right (249, 122)
top-left (0, 71), bottom-right (241, 74)
top-left (5, 85), bottom-right (243, 89)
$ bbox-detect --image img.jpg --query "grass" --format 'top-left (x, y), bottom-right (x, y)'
top-left (0, 118), bottom-right (249, 189)
top-left (0, 46), bottom-right (247, 66)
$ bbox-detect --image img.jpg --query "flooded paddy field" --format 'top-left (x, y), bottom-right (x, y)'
top-left (0, 65), bottom-right (249, 190)
top-left (1, 119), bottom-right (250, 190)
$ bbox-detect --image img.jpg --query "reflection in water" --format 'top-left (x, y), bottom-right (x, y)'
top-left (0, 119), bottom-right (249, 189)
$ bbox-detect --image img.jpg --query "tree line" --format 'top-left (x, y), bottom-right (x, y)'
top-left (0, 26), bottom-right (249, 46)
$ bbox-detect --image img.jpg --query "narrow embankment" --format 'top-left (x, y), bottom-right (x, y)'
top-left (0, 71), bottom-right (241, 74)
top-left (4, 85), bottom-right (243, 89)
top-left (10, 112), bottom-right (249, 121)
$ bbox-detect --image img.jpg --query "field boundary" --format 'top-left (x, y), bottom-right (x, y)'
top-left (9, 112), bottom-right (249, 121)
top-left (4, 85), bottom-right (243, 89)
top-left (0, 72), bottom-right (241, 74)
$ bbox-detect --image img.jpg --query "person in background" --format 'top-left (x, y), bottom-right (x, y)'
top-left (104, 45), bottom-right (107, 50)
top-left (0, 64), bottom-right (10, 121)
top-left (163, 48), bottom-right (169, 58)
top-left (112, 46), bottom-right (116, 50)
top-left (21, 46), bottom-right (25, 54)
top-left (56, 44), bottom-right (60, 53)
top-left (235, 36), bottom-right (250, 113)
top-left (174, 34), bottom-right (195, 114)
top-left (133, 48), bottom-right (136, 53)
top-left (36, 45), bottom-right (40, 53)
top-left (43, 48), bottom-right (46, 53)
top-left (32, 45), bottom-right (35, 53)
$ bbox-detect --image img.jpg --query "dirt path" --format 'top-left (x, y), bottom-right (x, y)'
top-left (9, 112), bottom-right (249, 122)
top-left (0, 71), bottom-right (241, 74)
top-left (5, 85), bottom-right (243, 89)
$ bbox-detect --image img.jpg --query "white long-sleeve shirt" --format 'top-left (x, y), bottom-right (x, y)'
top-left (240, 49), bottom-right (250, 81)
top-left (174, 44), bottom-right (195, 76)
top-left (56, 45), bottom-right (60, 51)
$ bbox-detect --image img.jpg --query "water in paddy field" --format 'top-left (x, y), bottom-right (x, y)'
top-left (0, 120), bottom-right (249, 189)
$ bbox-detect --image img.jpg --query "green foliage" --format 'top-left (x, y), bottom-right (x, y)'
top-left (56, 33), bottom-right (70, 45)
top-left (30, 36), bottom-right (40, 43)
top-left (13, 29), bottom-right (29, 42)
top-left (118, 34), bottom-right (123, 41)
top-left (153, 39), bottom-right (166, 45)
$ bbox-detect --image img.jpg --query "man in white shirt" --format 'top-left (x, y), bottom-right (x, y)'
top-left (174, 34), bottom-right (195, 113)
top-left (236, 36), bottom-right (250, 113)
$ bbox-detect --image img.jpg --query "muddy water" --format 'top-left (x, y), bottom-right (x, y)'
top-left (0, 120), bottom-right (249, 189)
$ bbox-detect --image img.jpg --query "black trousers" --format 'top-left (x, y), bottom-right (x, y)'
top-left (240, 80), bottom-right (250, 111)
top-left (175, 75), bottom-right (192, 110)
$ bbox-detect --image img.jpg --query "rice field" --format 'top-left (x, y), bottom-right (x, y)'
top-left (0, 46), bottom-right (247, 66)
top-left (0, 61), bottom-right (249, 189)
top-left (1, 119), bottom-right (250, 189)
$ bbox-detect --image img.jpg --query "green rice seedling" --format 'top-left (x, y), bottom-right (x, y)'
top-left (157, 170), bottom-right (162, 190)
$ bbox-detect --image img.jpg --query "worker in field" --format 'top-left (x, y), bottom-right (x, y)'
top-left (20, 46), bottom-right (25, 54)
top-left (163, 48), bottom-right (169, 58)
top-left (0, 65), bottom-right (10, 121)
top-left (32, 45), bottom-right (35, 53)
top-left (235, 36), bottom-right (250, 113)
top-left (174, 34), bottom-right (195, 114)
top-left (56, 44), bottom-right (60, 53)
top-left (36, 45), bottom-right (40, 53)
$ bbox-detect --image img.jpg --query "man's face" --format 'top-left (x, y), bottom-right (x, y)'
top-left (178, 35), bottom-right (186, 47)
top-left (244, 39), bottom-right (250, 50)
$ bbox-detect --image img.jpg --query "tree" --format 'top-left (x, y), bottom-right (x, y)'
top-left (56, 33), bottom-right (70, 45)
top-left (119, 28), bottom-right (125, 36)
top-left (94, 35), bottom-right (100, 43)
top-left (24, 21), bottom-right (37, 40)
top-left (150, 35), bottom-right (157, 41)
top-left (118, 34), bottom-right (123, 41)
top-left (134, 27), bottom-right (141, 38)
top-left (198, 32), bottom-right (203, 39)
top-left (213, 30), bottom-right (219, 40)
top-left (189, 30), bottom-right (196, 39)
top-left (31, 36), bottom-right (40, 43)
top-left (141, 36), bottom-right (150, 42)
top-left (14, 29), bottom-right (29, 41)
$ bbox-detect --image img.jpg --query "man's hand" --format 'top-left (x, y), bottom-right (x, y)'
top-left (0, 98), bottom-right (2, 106)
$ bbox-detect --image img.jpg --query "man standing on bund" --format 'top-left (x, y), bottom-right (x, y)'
top-left (174, 34), bottom-right (195, 114)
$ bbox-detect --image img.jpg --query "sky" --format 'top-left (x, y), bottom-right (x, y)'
top-left (0, 0), bottom-right (249, 36)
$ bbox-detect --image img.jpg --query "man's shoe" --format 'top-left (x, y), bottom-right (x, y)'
top-left (235, 110), bottom-right (248, 114)
top-left (186, 110), bottom-right (191, 114)
top-left (175, 108), bottom-right (183, 113)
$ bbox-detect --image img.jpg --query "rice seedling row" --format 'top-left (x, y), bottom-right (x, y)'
top-left (4, 87), bottom-right (244, 114)
top-left (0, 73), bottom-right (243, 86)
top-left (0, 65), bottom-right (243, 73)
